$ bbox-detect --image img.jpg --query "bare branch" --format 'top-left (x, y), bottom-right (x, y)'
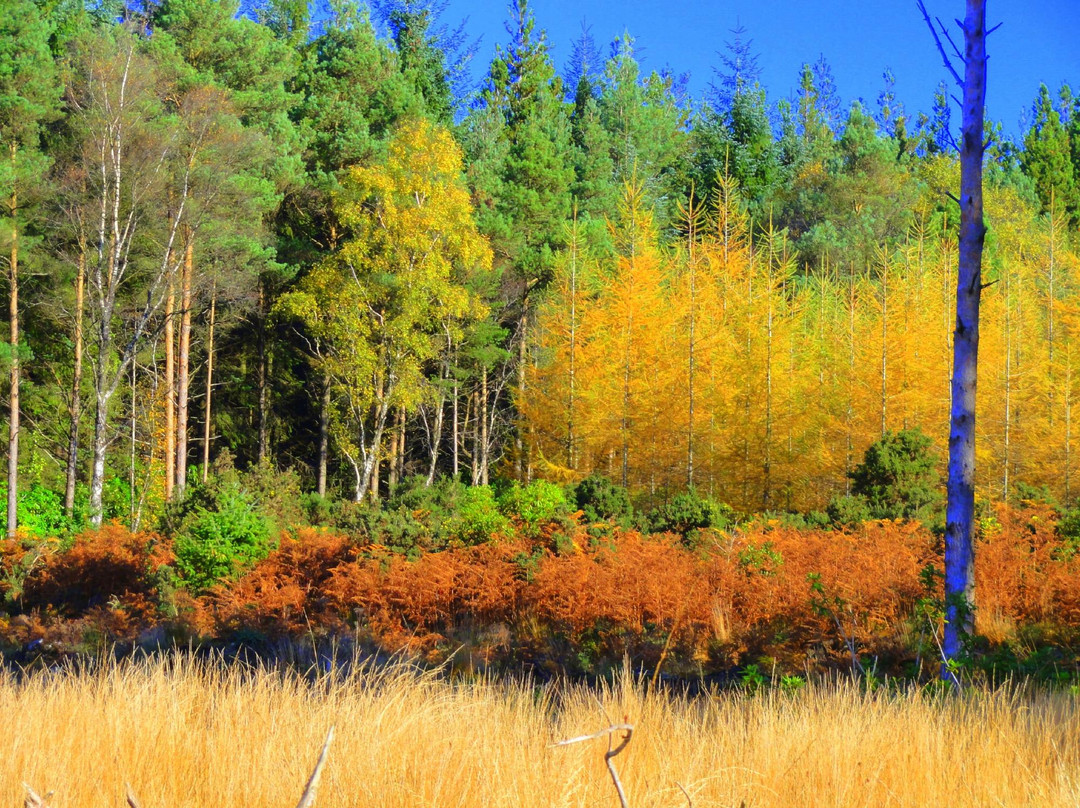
top-left (296, 726), bottom-right (335, 808)
top-left (987, 21), bottom-right (1003, 35)
top-left (916, 0), bottom-right (963, 88)
top-left (554, 723), bottom-right (634, 808)
top-left (942, 19), bottom-right (966, 61)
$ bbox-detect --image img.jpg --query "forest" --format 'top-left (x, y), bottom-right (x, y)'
top-left (2, 0), bottom-right (1080, 673)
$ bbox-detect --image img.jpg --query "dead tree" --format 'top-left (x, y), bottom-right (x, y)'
top-left (918, 0), bottom-right (991, 676)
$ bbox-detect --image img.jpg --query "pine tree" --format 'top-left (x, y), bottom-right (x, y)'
top-left (0, 0), bottom-right (62, 535)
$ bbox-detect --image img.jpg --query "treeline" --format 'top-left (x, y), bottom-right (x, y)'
top-left (2, 0), bottom-right (1079, 534)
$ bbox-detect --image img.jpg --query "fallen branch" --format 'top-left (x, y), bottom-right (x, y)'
top-left (554, 723), bottom-right (634, 808)
top-left (296, 726), bottom-right (335, 808)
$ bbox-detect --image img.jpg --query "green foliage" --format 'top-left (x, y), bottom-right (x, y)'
top-left (737, 541), bottom-right (783, 576)
top-left (845, 428), bottom-right (943, 524)
top-left (449, 485), bottom-right (509, 545)
top-left (174, 489), bottom-right (274, 592)
top-left (825, 493), bottom-right (873, 528)
top-left (648, 489), bottom-right (733, 535)
top-left (1014, 481), bottom-right (1059, 508)
top-left (315, 477), bottom-right (508, 555)
top-left (167, 454), bottom-right (296, 590)
top-left (572, 473), bottom-right (633, 526)
top-left (0, 483), bottom-right (70, 538)
top-left (498, 480), bottom-right (571, 536)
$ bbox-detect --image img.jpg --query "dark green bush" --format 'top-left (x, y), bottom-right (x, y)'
top-left (573, 473), bottom-right (634, 526)
top-left (825, 493), bottom-right (873, 527)
top-left (847, 428), bottom-right (943, 523)
top-left (174, 489), bottom-right (273, 592)
top-left (648, 489), bottom-right (734, 536)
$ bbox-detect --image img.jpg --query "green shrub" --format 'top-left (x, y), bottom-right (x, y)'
top-left (1013, 482), bottom-right (1058, 508)
top-left (848, 428), bottom-right (943, 523)
top-left (573, 473), bottom-right (634, 526)
top-left (826, 493), bottom-right (873, 527)
top-left (648, 489), bottom-right (733, 535)
top-left (449, 485), bottom-right (509, 544)
top-left (0, 483), bottom-right (71, 538)
top-left (498, 480), bottom-right (571, 536)
top-left (174, 489), bottom-right (273, 592)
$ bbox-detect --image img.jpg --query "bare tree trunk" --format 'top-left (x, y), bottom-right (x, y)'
top-left (1067, 350), bottom-right (1073, 501)
top-left (567, 207), bottom-right (579, 472)
top-left (201, 280), bottom-right (216, 483)
top-left (921, 0), bottom-right (988, 672)
top-left (176, 232), bottom-right (193, 494)
top-left (164, 268), bottom-right (176, 500)
top-left (686, 195), bottom-right (697, 489)
top-left (7, 154), bottom-right (19, 538)
top-left (317, 373), bottom-right (330, 497)
top-left (452, 370), bottom-right (460, 480)
top-left (880, 251), bottom-right (889, 436)
top-left (65, 250), bottom-right (86, 518)
top-left (470, 388), bottom-right (479, 485)
top-left (480, 365), bottom-right (489, 485)
top-left (1048, 189), bottom-right (1058, 426)
top-left (129, 356), bottom-right (136, 527)
top-left (763, 226), bottom-right (774, 510)
top-left (1003, 260), bottom-right (1012, 500)
top-left (257, 278), bottom-right (269, 464)
top-left (426, 396), bottom-right (445, 486)
top-left (515, 300), bottom-right (527, 480)
top-left (387, 406), bottom-right (399, 491)
top-left (397, 407), bottom-right (405, 481)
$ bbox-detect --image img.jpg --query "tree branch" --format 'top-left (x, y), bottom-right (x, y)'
top-left (296, 726), bottom-right (335, 808)
top-left (554, 723), bottom-right (635, 808)
top-left (916, 0), bottom-right (964, 88)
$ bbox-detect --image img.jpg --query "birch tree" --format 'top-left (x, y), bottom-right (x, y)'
top-left (279, 119), bottom-right (490, 500)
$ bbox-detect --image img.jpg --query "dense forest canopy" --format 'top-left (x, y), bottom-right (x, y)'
top-left (2, 0), bottom-right (1079, 533)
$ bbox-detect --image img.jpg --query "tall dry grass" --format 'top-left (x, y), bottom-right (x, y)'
top-left (3, 656), bottom-right (1079, 808)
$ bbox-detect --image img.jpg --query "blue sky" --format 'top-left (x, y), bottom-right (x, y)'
top-left (441, 0), bottom-right (1080, 138)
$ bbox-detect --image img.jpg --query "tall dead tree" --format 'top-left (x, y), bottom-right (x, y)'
top-left (918, 0), bottom-right (990, 675)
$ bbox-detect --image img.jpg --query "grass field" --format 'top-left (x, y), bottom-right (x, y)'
top-left (3, 655), bottom-right (1079, 808)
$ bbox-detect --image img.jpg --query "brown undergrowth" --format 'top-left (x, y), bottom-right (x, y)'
top-left (3, 505), bottom-right (1080, 677)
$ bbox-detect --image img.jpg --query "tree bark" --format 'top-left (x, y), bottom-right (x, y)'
top-left (937, 0), bottom-right (988, 672)
top-left (65, 250), bottom-right (86, 518)
top-left (7, 148), bottom-right (19, 539)
top-left (317, 372), bottom-right (330, 497)
top-left (202, 280), bottom-right (216, 483)
top-left (257, 278), bottom-right (269, 465)
top-left (480, 365), bottom-right (489, 485)
top-left (164, 267), bottom-right (176, 501)
top-left (388, 405), bottom-right (400, 490)
top-left (176, 232), bottom-right (193, 494)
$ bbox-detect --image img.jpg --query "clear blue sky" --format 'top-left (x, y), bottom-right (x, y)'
top-left (442, 0), bottom-right (1080, 138)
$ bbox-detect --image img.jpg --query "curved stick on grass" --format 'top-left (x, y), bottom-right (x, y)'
top-left (296, 726), bottom-right (335, 808)
top-left (553, 723), bottom-right (634, 808)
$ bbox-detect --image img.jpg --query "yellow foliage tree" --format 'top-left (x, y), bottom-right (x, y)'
top-left (279, 119), bottom-right (491, 500)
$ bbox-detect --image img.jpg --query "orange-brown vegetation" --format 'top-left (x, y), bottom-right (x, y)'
top-left (4, 505), bottom-right (1080, 677)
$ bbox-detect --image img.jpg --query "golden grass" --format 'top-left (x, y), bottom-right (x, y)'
top-left (3, 655), bottom-right (1080, 808)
